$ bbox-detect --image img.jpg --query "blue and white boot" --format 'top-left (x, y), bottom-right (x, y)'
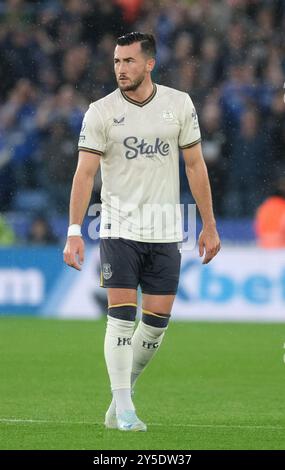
top-left (117, 410), bottom-right (147, 432)
top-left (105, 389), bottom-right (137, 429)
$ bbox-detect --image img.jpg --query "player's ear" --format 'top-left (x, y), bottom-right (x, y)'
top-left (146, 58), bottom-right (155, 72)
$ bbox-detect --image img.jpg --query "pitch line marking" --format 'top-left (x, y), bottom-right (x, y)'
top-left (0, 418), bottom-right (285, 431)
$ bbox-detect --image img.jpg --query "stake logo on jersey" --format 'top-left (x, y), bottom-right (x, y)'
top-left (123, 136), bottom-right (170, 160)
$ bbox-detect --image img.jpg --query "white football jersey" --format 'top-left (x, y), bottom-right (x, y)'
top-left (78, 83), bottom-right (201, 242)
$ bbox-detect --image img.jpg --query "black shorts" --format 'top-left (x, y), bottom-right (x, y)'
top-left (100, 238), bottom-right (181, 295)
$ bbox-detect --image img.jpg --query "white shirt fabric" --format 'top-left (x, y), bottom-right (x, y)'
top-left (78, 83), bottom-right (201, 242)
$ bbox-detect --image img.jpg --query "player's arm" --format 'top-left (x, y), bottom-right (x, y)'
top-left (63, 151), bottom-right (101, 270)
top-left (182, 142), bottom-right (221, 264)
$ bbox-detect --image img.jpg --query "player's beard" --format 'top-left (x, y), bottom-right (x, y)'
top-left (117, 73), bottom-right (145, 92)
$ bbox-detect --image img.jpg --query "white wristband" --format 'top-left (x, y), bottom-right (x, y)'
top-left (67, 224), bottom-right (82, 237)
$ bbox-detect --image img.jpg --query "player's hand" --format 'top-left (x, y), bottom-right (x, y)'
top-left (198, 224), bottom-right (221, 264)
top-left (63, 236), bottom-right (85, 271)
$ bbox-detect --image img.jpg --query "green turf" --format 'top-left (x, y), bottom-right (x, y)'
top-left (0, 317), bottom-right (285, 450)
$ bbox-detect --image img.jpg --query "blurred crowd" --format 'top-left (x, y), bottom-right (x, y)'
top-left (0, 0), bottom-right (284, 244)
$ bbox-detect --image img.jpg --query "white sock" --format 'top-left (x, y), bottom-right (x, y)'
top-left (131, 321), bottom-right (167, 388)
top-left (113, 388), bottom-right (135, 415)
top-left (106, 320), bottom-right (167, 416)
top-left (104, 316), bottom-right (135, 414)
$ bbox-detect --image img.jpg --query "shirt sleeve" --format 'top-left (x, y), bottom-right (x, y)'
top-left (178, 94), bottom-right (201, 149)
top-left (78, 104), bottom-right (106, 156)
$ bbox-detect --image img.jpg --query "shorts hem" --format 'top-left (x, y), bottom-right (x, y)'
top-left (141, 290), bottom-right (178, 295)
top-left (100, 284), bottom-right (138, 289)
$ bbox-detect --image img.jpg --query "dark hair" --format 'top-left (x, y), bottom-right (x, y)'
top-left (117, 32), bottom-right (156, 58)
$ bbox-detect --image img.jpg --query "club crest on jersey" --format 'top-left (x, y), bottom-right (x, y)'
top-left (113, 115), bottom-right (125, 125)
top-left (103, 263), bottom-right (112, 279)
top-left (162, 110), bottom-right (174, 121)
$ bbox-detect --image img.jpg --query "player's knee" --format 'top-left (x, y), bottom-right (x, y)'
top-left (108, 304), bottom-right (137, 322)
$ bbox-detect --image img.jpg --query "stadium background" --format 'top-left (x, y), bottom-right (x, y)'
top-left (0, 0), bottom-right (285, 450)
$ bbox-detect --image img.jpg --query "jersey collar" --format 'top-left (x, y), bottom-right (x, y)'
top-left (120, 83), bottom-right (157, 107)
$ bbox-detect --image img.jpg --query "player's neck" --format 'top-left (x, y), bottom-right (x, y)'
top-left (124, 80), bottom-right (154, 103)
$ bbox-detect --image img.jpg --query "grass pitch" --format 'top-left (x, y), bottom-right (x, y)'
top-left (0, 317), bottom-right (285, 450)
